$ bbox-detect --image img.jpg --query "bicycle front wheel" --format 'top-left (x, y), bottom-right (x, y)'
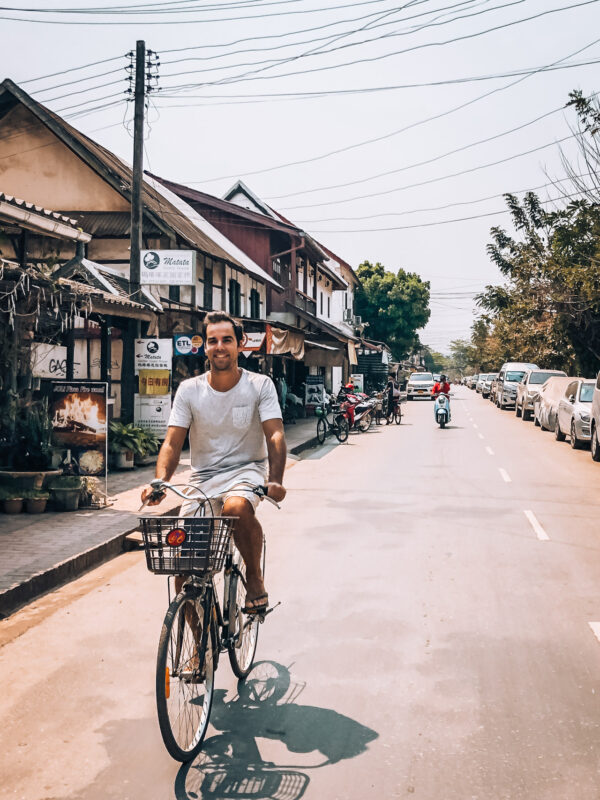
top-left (335, 418), bottom-right (349, 443)
top-left (156, 591), bottom-right (214, 762)
top-left (316, 417), bottom-right (327, 445)
top-left (228, 538), bottom-right (265, 679)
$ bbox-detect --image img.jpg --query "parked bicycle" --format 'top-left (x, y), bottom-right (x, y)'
top-left (315, 400), bottom-right (350, 444)
top-left (139, 478), bottom-right (280, 762)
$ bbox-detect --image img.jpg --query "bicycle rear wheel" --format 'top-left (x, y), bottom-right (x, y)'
top-left (228, 537), bottom-right (266, 679)
top-left (156, 591), bottom-right (214, 762)
top-left (394, 407), bottom-right (402, 425)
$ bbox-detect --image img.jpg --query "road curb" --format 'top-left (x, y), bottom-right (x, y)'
top-left (289, 434), bottom-right (319, 455)
top-left (0, 503), bottom-right (181, 620)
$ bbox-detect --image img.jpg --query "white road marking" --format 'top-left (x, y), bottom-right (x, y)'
top-left (499, 467), bottom-right (512, 483)
top-left (485, 446), bottom-right (494, 455)
top-left (478, 433), bottom-right (485, 440)
top-left (524, 510), bottom-right (549, 541)
top-left (589, 622), bottom-right (600, 644)
top-left (473, 423), bottom-right (479, 429)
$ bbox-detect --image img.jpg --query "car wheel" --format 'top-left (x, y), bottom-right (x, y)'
top-left (570, 420), bottom-right (582, 450)
top-left (591, 427), bottom-right (600, 462)
top-left (522, 408), bottom-right (531, 421)
top-left (555, 421), bottom-right (566, 442)
top-left (534, 410), bottom-right (540, 427)
top-left (515, 402), bottom-right (522, 418)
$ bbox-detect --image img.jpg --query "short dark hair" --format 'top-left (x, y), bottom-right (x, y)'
top-left (202, 311), bottom-right (244, 344)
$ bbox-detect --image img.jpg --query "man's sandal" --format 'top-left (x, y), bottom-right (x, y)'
top-left (243, 593), bottom-right (269, 615)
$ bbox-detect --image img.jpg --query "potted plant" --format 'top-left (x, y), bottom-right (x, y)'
top-left (24, 489), bottom-right (49, 514)
top-left (0, 487), bottom-right (24, 514)
top-left (48, 475), bottom-right (82, 511)
top-left (109, 422), bottom-right (145, 470)
top-left (0, 399), bottom-right (61, 490)
top-left (135, 429), bottom-right (161, 466)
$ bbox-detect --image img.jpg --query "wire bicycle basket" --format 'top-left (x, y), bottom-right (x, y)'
top-left (140, 515), bottom-right (236, 576)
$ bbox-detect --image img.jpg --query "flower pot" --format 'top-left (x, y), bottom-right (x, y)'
top-left (114, 449), bottom-right (135, 470)
top-left (3, 498), bottom-right (23, 514)
top-left (51, 487), bottom-right (80, 512)
top-left (25, 497), bottom-right (48, 514)
top-left (135, 452), bottom-right (158, 467)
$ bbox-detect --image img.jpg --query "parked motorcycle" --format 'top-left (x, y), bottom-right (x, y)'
top-left (337, 385), bottom-right (374, 432)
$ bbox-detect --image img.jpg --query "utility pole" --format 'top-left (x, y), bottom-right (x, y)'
top-left (129, 38), bottom-right (145, 303)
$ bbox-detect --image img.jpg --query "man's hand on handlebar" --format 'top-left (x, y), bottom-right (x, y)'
top-left (266, 482), bottom-right (286, 503)
top-left (141, 485), bottom-right (166, 506)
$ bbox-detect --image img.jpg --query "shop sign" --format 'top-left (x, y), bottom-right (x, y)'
top-left (134, 394), bottom-right (171, 438)
top-left (173, 334), bottom-right (204, 356)
top-left (134, 338), bottom-right (172, 373)
top-left (242, 332), bottom-right (265, 353)
top-left (350, 373), bottom-right (364, 392)
top-left (305, 375), bottom-right (325, 407)
top-left (50, 381), bottom-right (108, 481)
top-left (140, 250), bottom-right (195, 285)
top-left (139, 369), bottom-right (170, 395)
top-left (31, 342), bottom-right (68, 379)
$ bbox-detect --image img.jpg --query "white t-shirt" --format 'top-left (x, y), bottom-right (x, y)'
top-left (168, 369), bottom-right (282, 483)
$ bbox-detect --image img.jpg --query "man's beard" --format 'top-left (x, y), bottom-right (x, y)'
top-left (209, 355), bottom-right (236, 372)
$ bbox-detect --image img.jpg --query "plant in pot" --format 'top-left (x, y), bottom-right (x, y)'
top-left (23, 489), bottom-right (50, 514)
top-left (109, 422), bottom-right (145, 470)
top-left (48, 475), bottom-right (82, 511)
top-left (135, 429), bottom-right (161, 466)
top-left (0, 486), bottom-right (24, 514)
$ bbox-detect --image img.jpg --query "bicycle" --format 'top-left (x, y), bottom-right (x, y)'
top-left (383, 396), bottom-right (402, 425)
top-left (315, 401), bottom-right (350, 444)
top-left (139, 478), bottom-right (280, 762)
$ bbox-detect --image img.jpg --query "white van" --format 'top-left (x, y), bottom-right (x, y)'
top-left (494, 361), bottom-right (538, 409)
top-left (591, 372), bottom-right (600, 461)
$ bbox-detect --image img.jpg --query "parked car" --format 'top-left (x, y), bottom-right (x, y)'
top-left (475, 374), bottom-right (488, 393)
top-left (467, 374), bottom-right (479, 390)
top-left (494, 362), bottom-right (538, 409)
top-left (406, 371), bottom-right (434, 400)
top-left (488, 374), bottom-right (499, 401)
top-left (591, 372), bottom-right (600, 461)
top-left (533, 376), bottom-right (573, 431)
top-left (482, 373), bottom-right (498, 398)
top-left (555, 379), bottom-right (594, 449)
top-left (515, 369), bottom-right (567, 421)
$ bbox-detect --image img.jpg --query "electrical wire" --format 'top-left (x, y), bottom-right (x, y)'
top-left (279, 134), bottom-right (577, 211)
top-left (180, 34), bottom-right (600, 183)
top-left (267, 92), bottom-right (599, 200)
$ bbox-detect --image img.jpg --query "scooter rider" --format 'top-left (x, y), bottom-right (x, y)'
top-left (432, 374), bottom-right (451, 416)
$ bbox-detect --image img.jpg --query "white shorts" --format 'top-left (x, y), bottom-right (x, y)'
top-left (179, 465), bottom-right (265, 518)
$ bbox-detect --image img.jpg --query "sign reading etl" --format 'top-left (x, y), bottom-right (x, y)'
top-left (140, 250), bottom-right (195, 285)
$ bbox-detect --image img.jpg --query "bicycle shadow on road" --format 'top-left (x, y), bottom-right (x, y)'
top-left (175, 660), bottom-right (378, 800)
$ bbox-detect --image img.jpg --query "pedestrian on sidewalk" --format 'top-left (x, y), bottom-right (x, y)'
top-left (141, 311), bottom-right (287, 615)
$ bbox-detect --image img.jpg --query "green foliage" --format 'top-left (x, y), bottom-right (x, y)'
top-left (0, 486), bottom-right (23, 501)
top-left (109, 421), bottom-right (146, 455)
top-left (22, 489), bottom-right (50, 500)
top-left (12, 399), bottom-right (53, 470)
top-left (354, 261), bottom-right (430, 360)
top-left (423, 349), bottom-right (451, 373)
top-left (137, 428), bottom-right (161, 456)
top-left (49, 475), bottom-right (82, 490)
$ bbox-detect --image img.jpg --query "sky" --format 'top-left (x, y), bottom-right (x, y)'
top-left (2, 0), bottom-right (600, 353)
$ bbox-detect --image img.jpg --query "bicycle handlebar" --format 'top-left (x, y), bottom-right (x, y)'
top-left (142, 478), bottom-right (281, 512)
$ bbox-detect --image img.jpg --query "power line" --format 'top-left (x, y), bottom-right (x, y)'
top-left (180, 34), bottom-right (600, 184)
top-left (163, 0), bottom-right (599, 89)
top-left (0, 0), bottom-right (420, 25)
top-left (303, 188), bottom-right (585, 232)
top-left (267, 92), bottom-right (599, 200)
top-left (21, 53), bottom-right (124, 84)
top-left (278, 134), bottom-right (578, 211)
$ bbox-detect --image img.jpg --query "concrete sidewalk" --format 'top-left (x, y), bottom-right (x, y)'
top-left (0, 418), bottom-right (319, 618)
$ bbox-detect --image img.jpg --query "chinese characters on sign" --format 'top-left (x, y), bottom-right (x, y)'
top-left (134, 394), bottom-right (171, 438)
top-left (134, 338), bottom-right (172, 373)
top-left (140, 250), bottom-right (195, 285)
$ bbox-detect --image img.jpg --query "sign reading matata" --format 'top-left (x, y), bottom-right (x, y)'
top-left (140, 250), bottom-right (195, 285)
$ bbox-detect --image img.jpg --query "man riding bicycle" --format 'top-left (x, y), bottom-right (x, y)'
top-left (141, 311), bottom-right (287, 615)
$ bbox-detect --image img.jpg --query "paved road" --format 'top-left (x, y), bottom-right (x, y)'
top-left (2, 387), bottom-right (600, 799)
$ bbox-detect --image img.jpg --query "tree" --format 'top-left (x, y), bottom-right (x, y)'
top-left (354, 261), bottom-right (430, 360)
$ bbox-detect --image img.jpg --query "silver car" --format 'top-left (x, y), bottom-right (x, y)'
top-left (475, 374), bottom-right (488, 393)
top-left (482, 373), bottom-right (498, 398)
top-left (515, 369), bottom-right (567, 421)
top-left (555, 379), bottom-right (594, 448)
top-left (534, 376), bottom-right (573, 432)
